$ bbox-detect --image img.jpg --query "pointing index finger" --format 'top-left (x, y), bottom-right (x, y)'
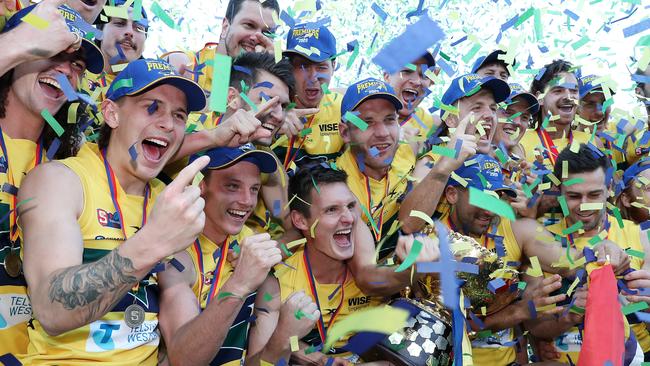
top-left (252, 95), bottom-right (281, 119)
top-left (168, 156), bottom-right (210, 193)
top-left (456, 111), bottom-right (474, 135)
top-left (294, 108), bottom-right (320, 118)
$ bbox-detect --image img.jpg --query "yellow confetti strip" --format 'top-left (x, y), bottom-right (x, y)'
top-left (324, 306), bottom-right (409, 349)
top-left (580, 202), bottom-right (604, 211)
top-left (289, 335), bottom-right (299, 352)
top-left (286, 238), bottom-right (307, 249)
top-left (309, 218), bottom-right (319, 238)
top-left (566, 277), bottom-right (581, 297)
top-left (409, 210), bottom-right (434, 227)
top-left (526, 256), bottom-right (543, 277)
top-left (191, 171), bottom-right (204, 187)
top-left (21, 12), bottom-right (49, 30)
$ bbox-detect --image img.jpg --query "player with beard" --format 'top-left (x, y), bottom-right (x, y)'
top-left (493, 83), bottom-right (539, 160)
top-left (520, 59), bottom-right (591, 170)
top-left (248, 165), bottom-right (383, 365)
top-left (193, 0), bottom-right (279, 92)
top-left (471, 50), bottom-right (514, 82)
top-left (398, 74), bottom-right (509, 234)
top-left (439, 153), bottom-right (629, 365)
top-left (84, 0), bottom-right (149, 100)
top-left (619, 158), bottom-right (650, 227)
top-left (155, 144), bottom-right (319, 366)
top-left (1, 0), bottom-right (107, 77)
top-left (383, 52), bottom-right (442, 151)
top-left (0, 4), bottom-right (104, 356)
top-left (275, 23), bottom-right (345, 169)
top-left (526, 144), bottom-right (647, 364)
top-left (635, 65), bottom-right (650, 130)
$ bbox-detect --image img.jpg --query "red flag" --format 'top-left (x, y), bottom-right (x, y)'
top-left (578, 264), bottom-right (625, 366)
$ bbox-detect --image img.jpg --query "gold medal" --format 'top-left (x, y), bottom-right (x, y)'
top-left (124, 304), bottom-right (145, 328)
top-left (5, 251), bottom-right (22, 278)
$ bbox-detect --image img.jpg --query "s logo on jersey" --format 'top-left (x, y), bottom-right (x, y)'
top-left (97, 209), bottom-right (122, 229)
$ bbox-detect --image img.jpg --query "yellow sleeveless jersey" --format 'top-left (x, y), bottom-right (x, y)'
top-left (519, 129), bottom-right (591, 168)
top-left (192, 42), bottom-right (220, 93)
top-left (186, 228), bottom-right (255, 366)
top-left (334, 145), bottom-right (415, 260)
top-left (400, 107), bottom-right (437, 138)
top-left (273, 93), bottom-right (345, 169)
top-left (274, 247), bottom-right (381, 353)
top-left (22, 143), bottom-right (164, 365)
top-left (0, 133), bottom-right (43, 355)
top-left (545, 216), bottom-right (645, 363)
top-left (440, 213), bottom-right (521, 366)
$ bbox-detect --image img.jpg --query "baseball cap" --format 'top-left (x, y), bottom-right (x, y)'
top-left (471, 50), bottom-right (516, 75)
top-left (104, 0), bottom-right (149, 29)
top-left (505, 83), bottom-right (540, 114)
top-left (3, 5), bottom-right (104, 74)
top-left (622, 158), bottom-right (650, 188)
top-left (284, 23), bottom-right (336, 63)
top-left (448, 154), bottom-right (516, 197)
top-left (106, 59), bottom-right (206, 112)
top-left (341, 78), bottom-right (403, 117)
top-left (578, 74), bottom-right (615, 100)
top-left (189, 143), bottom-right (278, 174)
top-left (441, 74), bottom-right (511, 106)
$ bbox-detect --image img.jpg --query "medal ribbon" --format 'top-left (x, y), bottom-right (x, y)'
top-left (536, 128), bottom-right (572, 167)
top-left (363, 174), bottom-right (390, 242)
top-left (400, 114), bottom-right (413, 127)
top-left (205, 236), bottom-right (230, 306)
top-left (0, 129), bottom-right (44, 243)
top-left (283, 115), bottom-right (315, 170)
top-left (302, 248), bottom-right (347, 345)
top-left (191, 238), bottom-right (206, 303)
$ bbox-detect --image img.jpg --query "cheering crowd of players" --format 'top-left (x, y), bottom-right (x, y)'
top-left (1, 0), bottom-right (650, 365)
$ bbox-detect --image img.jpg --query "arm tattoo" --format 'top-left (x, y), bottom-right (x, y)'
top-left (27, 48), bottom-right (52, 58)
top-left (48, 249), bottom-right (139, 321)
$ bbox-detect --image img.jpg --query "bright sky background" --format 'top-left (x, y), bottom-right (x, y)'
top-left (142, 0), bottom-right (650, 124)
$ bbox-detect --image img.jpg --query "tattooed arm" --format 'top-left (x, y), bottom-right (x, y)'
top-left (19, 162), bottom-right (166, 336)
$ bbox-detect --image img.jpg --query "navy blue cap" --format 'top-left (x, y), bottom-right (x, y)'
top-left (3, 5), bottom-right (104, 74)
top-left (190, 143), bottom-right (278, 174)
top-left (448, 154), bottom-right (516, 197)
top-left (578, 74), bottom-right (614, 100)
top-left (106, 59), bottom-right (206, 112)
top-left (471, 50), bottom-right (516, 74)
top-left (506, 83), bottom-right (539, 114)
top-left (341, 78), bottom-right (403, 117)
top-left (105, 0), bottom-right (149, 29)
top-left (284, 23), bottom-right (336, 63)
top-left (623, 158), bottom-right (650, 188)
top-left (441, 74), bottom-right (511, 106)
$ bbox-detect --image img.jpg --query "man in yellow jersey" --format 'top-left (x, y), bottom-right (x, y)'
top-left (471, 50), bottom-right (515, 82)
top-left (192, 0), bottom-right (279, 92)
top-left (248, 164), bottom-right (386, 365)
top-left (0, 0), bottom-right (107, 77)
top-left (273, 22), bottom-right (345, 169)
top-left (526, 144), bottom-right (646, 364)
top-left (84, 0), bottom-right (149, 99)
top-left (399, 73), bottom-right (509, 234)
top-left (618, 158), bottom-right (650, 227)
top-left (155, 144), bottom-right (319, 366)
top-left (493, 83), bottom-right (539, 162)
top-left (383, 51), bottom-right (441, 146)
top-left (520, 59), bottom-right (591, 169)
top-left (17, 58), bottom-right (213, 364)
top-left (0, 4), bottom-right (104, 357)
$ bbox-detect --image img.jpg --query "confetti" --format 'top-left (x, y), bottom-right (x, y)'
top-left (41, 110), bottom-right (64, 137)
top-left (343, 111), bottom-right (368, 131)
top-left (468, 187), bottom-right (515, 221)
top-left (209, 54), bottom-right (232, 113)
top-left (323, 306), bottom-right (409, 350)
top-left (21, 12), bottom-right (49, 30)
top-left (394, 239), bottom-right (422, 272)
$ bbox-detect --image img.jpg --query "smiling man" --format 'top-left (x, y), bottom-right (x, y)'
top-left (18, 58), bottom-right (211, 364)
top-left (0, 4), bottom-right (103, 356)
top-left (493, 83), bottom-right (539, 159)
top-left (471, 49), bottom-right (515, 82)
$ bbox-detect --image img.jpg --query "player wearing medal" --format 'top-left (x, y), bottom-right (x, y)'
top-left (0, 4), bottom-right (104, 355)
top-left (17, 59), bottom-right (212, 363)
top-left (274, 23), bottom-right (345, 169)
top-left (154, 144), bottom-right (319, 366)
top-left (526, 144), bottom-right (647, 364)
top-left (248, 164), bottom-right (383, 364)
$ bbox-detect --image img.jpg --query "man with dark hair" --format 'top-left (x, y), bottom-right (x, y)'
top-left (527, 143), bottom-right (647, 363)
top-left (275, 23), bottom-right (344, 169)
top-left (0, 4), bottom-right (103, 355)
top-left (248, 164), bottom-right (383, 364)
top-left (158, 144), bottom-right (318, 366)
top-left (493, 83), bottom-right (539, 160)
top-left (193, 0), bottom-right (279, 92)
top-left (471, 49), bottom-right (515, 82)
top-left (520, 59), bottom-right (591, 169)
top-left (634, 65), bottom-right (650, 129)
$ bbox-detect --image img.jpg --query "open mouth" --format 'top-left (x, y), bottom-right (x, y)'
top-left (260, 119), bottom-right (279, 132)
top-left (80, 0), bottom-right (98, 6)
top-left (119, 40), bottom-right (136, 51)
top-left (141, 137), bottom-right (169, 162)
top-left (501, 123), bottom-right (519, 137)
top-left (304, 88), bottom-right (321, 100)
top-left (38, 76), bottom-right (64, 100)
top-left (226, 209), bottom-right (249, 221)
top-left (371, 143), bottom-right (392, 156)
top-left (557, 102), bottom-right (575, 115)
top-left (401, 88), bottom-right (419, 104)
top-left (333, 228), bottom-right (352, 247)
top-left (240, 41), bottom-right (257, 52)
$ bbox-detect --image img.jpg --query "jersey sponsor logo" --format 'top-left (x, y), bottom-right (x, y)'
top-left (318, 123), bottom-right (339, 136)
top-left (347, 296), bottom-right (371, 307)
top-left (0, 293), bottom-right (32, 329)
top-left (86, 319), bottom-right (159, 352)
top-left (97, 209), bottom-right (122, 229)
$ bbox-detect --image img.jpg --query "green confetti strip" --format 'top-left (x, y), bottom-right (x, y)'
top-left (561, 221), bottom-right (583, 235)
top-left (626, 249), bottom-right (645, 259)
top-left (209, 54), bottom-right (232, 113)
top-left (41, 109), bottom-right (64, 137)
top-left (344, 111), bottom-right (368, 131)
top-left (563, 178), bottom-right (585, 186)
top-left (557, 196), bottom-right (569, 216)
top-left (263, 292), bottom-right (273, 302)
top-left (360, 204), bottom-right (380, 235)
top-left (240, 92), bottom-right (258, 112)
top-left (110, 78), bottom-right (133, 91)
top-left (622, 301), bottom-right (649, 316)
top-left (430, 145), bottom-right (456, 158)
top-left (394, 239), bottom-right (422, 273)
top-left (468, 187), bottom-right (515, 220)
top-left (150, 1), bottom-right (179, 30)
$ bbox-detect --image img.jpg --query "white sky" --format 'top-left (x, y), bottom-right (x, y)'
top-left (142, 0), bottom-right (650, 122)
